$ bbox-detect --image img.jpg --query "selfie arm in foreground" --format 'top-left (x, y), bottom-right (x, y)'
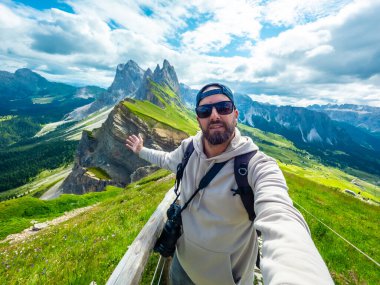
top-left (250, 154), bottom-right (334, 284)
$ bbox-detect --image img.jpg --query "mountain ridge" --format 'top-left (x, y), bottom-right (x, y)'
top-left (60, 61), bottom-right (191, 194)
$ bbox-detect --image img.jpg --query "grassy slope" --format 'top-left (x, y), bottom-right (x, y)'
top-left (0, 184), bottom-right (123, 240)
top-left (123, 81), bottom-right (198, 136)
top-left (1, 169), bottom-right (378, 284)
top-left (0, 169), bottom-right (173, 284)
top-left (285, 171), bottom-right (380, 284)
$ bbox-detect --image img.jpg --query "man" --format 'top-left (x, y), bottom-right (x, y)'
top-left (126, 83), bottom-right (333, 285)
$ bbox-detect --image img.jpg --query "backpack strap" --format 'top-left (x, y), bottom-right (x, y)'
top-left (232, 150), bottom-right (258, 221)
top-left (233, 150), bottom-right (262, 269)
top-left (174, 140), bottom-right (195, 196)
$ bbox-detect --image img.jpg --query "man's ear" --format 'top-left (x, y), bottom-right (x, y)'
top-left (235, 109), bottom-right (239, 119)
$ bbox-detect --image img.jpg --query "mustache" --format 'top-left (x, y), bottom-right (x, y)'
top-left (208, 120), bottom-right (227, 128)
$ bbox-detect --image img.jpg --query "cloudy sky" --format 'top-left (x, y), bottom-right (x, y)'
top-left (1, 0), bottom-right (380, 107)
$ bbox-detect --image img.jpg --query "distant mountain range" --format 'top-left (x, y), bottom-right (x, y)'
top-left (1, 61), bottom-right (379, 188)
top-left (234, 94), bottom-right (380, 175)
top-left (307, 104), bottom-right (380, 135)
top-left (0, 68), bottom-right (104, 122)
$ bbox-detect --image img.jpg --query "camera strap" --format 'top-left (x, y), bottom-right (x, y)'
top-left (173, 140), bottom-right (228, 212)
top-left (180, 159), bottom-right (229, 213)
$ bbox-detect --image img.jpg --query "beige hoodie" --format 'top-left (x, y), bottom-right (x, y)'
top-left (139, 128), bottom-right (333, 285)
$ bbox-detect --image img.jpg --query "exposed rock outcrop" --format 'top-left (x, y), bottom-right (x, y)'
top-left (108, 60), bottom-right (145, 96)
top-left (60, 99), bottom-right (188, 194)
top-left (135, 59), bottom-right (181, 106)
top-left (65, 60), bottom-right (144, 121)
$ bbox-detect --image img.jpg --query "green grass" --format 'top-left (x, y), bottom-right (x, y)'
top-left (0, 115), bottom-right (16, 122)
top-left (0, 162), bottom-right (379, 284)
top-left (0, 169), bottom-right (174, 284)
top-left (285, 171), bottom-right (380, 284)
top-left (124, 99), bottom-right (198, 136)
top-left (31, 97), bottom-right (54, 104)
top-left (0, 185), bottom-right (124, 240)
top-left (86, 167), bottom-right (112, 180)
top-left (123, 81), bottom-right (198, 136)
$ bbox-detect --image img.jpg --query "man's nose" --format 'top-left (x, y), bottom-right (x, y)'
top-left (209, 106), bottom-right (220, 120)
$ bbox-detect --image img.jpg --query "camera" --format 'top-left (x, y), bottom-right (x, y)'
top-left (153, 203), bottom-right (182, 257)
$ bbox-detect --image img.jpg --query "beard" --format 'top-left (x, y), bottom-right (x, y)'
top-left (202, 119), bottom-right (235, 145)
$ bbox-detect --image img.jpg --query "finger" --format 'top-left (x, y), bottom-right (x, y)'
top-left (126, 137), bottom-right (134, 145)
top-left (131, 134), bottom-right (139, 141)
top-left (138, 133), bottom-right (143, 141)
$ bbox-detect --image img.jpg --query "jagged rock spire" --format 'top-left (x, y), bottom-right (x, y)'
top-left (135, 59), bottom-right (181, 106)
top-left (151, 59), bottom-right (180, 94)
top-left (108, 60), bottom-right (144, 95)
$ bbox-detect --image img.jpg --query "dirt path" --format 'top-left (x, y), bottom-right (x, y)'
top-left (1, 204), bottom-right (97, 244)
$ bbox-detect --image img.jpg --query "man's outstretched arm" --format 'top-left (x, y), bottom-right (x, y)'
top-left (250, 154), bottom-right (334, 284)
top-left (125, 134), bottom-right (191, 173)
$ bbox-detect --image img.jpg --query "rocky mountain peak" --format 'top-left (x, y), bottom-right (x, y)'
top-left (108, 60), bottom-right (144, 96)
top-left (163, 59), bottom-right (171, 69)
top-left (151, 59), bottom-right (180, 94)
top-left (144, 68), bottom-right (153, 79)
top-left (153, 64), bottom-right (161, 76)
top-left (135, 60), bottom-right (181, 107)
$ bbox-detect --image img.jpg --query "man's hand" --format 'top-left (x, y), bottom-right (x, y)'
top-left (125, 134), bottom-right (144, 154)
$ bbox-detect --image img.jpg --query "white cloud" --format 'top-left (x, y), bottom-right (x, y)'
top-left (0, 0), bottom-right (379, 107)
top-left (181, 1), bottom-right (262, 53)
top-left (263, 0), bottom-right (352, 26)
top-left (306, 45), bottom-right (334, 58)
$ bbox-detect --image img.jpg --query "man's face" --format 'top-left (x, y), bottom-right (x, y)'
top-left (197, 92), bottom-right (238, 145)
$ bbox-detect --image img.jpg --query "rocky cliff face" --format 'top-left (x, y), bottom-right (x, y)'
top-left (108, 60), bottom-right (145, 99)
top-left (135, 59), bottom-right (181, 105)
top-left (65, 60), bottom-right (145, 121)
top-left (152, 59), bottom-right (180, 94)
top-left (61, 98), bottom-right (188, 194)
top-left (60, 58), bottom-right (191, 194)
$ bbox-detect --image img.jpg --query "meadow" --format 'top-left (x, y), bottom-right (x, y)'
top-left (0, 168), bottom-right (378, 284)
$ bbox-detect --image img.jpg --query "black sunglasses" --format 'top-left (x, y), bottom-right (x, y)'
top-left (195, 101), bottom-right (235, 118)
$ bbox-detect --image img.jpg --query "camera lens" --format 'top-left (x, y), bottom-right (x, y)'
top-left (154, 220), bottom-right (182, 257)
top-left (154, 203), bottom-right (183, 257)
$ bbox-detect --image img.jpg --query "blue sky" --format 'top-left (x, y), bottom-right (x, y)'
top-left (1, 0), bottom-right (380, 107)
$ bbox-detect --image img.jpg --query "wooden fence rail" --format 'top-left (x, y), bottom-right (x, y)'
top-left (106, 188), bottom-right (175, 285)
